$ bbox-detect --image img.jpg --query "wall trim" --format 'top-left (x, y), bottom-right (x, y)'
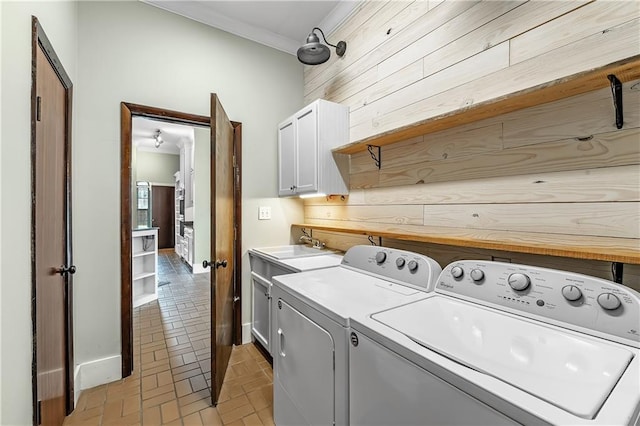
top-left (191, 263), bottom-right (207, 275)
top-left (242, 322), bottom-right (252, 344)
top-left (75, 355), bottom-right (121, 394)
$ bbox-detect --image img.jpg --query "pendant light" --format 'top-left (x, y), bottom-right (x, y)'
top-left (154, 130), bottom-right (163, 148)
top-left (297, 27), bottom-right (346, 66)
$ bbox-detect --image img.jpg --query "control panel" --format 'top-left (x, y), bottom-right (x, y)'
top-left (341, 245), bottom-right (442, 292)
top-left (437, 261), bottom-right (640, 346)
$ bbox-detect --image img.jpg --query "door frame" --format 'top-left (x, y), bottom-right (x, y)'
top-left (30, 16), bottom-right (75, 420)
top-left (120, 102), bottom-right (243, 377)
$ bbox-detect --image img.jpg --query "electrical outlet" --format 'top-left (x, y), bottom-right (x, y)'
top-left (258, 206), bottom-right (271, 220)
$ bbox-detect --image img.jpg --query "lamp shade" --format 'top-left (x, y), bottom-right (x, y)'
top-left (297, 31), bottom-right (331, 65)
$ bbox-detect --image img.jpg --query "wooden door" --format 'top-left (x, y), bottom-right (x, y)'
top-left (151, 185), bottom-right (175, 249)
top-left (32, 17), bottom-right (74, 425)
top-left (210, 94), bottom-right (236, 404)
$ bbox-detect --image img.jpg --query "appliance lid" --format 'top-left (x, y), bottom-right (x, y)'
top-left (372, 295), bottom-right (634, 419)
top-left (273, 266), bottom-right (425, 326)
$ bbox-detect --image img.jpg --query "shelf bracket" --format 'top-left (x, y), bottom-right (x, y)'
top-left (612, 262), bottom-right (624, 284)
top-left (368, 235), bottom-right (381, 246)
top-left (367, 145), bottom-right (381, 169)
top-left (607, 74), bottom-right (623, 129)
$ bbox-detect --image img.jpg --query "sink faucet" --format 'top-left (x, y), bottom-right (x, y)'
top-left (299, 235), bottom-right (313, 245)
top-left (299, 235), bottom-right (325, 249)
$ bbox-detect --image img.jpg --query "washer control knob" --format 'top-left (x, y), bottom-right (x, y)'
top-left (470, 269), bottom-right (485, 282)
top-left (508, 273), bottom-right (531, 291)
top-left (407, 260), bottom-right (418, 272)
top-left (561, 285), bottom-right (583, 302)
top-left (451, 266), bottom-right (464, 279)
top-left (597, 293), bottom-right (621, 311)
top-left (396, 258), bottom-right (406, 268)
top-left (375, 251), bottom-right (387, 264)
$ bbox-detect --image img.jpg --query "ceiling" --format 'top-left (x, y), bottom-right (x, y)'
top-left (141, 0), bottom-right (361, 55)
top-left (133, 116), bottom-right (196, 155)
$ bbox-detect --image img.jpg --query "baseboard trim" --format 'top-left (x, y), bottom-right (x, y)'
top-left (192, 263), bottom-right (207, 274)
top-left (242, 322), bottom-right (252, 344)
top-left (75, 355), bottom-right (121, 394)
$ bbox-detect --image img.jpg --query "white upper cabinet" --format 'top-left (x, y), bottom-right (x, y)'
top-left (278, 99), bottom-right (349, 197)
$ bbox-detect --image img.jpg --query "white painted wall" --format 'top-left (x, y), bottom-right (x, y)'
top-left (193, 127), bottom-right (211, 272)
top-left (135, 151), bottom-right (180, 185)
top-left (0, 2), bottom-right (78, 423)
top-left (74, 0), bottom-right (303, 373)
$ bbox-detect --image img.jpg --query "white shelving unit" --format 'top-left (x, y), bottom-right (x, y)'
top-left (132, 228), bottom-right (158, 307)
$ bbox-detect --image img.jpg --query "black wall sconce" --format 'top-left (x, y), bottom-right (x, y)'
top-left (297, 27), bottom-right (347, 65)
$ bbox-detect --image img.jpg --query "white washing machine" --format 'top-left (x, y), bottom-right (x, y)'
top-left (349, 260), bottom-right (640, 425)
top-left (271, 245), bottom-right (442, 426)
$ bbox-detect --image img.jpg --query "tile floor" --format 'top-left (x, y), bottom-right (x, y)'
top-left (64, 249), bottom-right (273, 425)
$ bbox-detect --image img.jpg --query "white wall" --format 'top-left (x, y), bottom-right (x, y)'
top-left (193, 127), bottom-right (210, 272)
top-left (74, 0), bottom-right (303, 373)
top-left (135, 151), bottom-right (180, 185)
top-left (0, 2), bottom-right (78, 423)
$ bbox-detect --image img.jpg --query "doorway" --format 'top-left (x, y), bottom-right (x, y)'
top-left (120, 101), bottom-right (242, 403)
top-left (31, 16), bottom-right (75, 425)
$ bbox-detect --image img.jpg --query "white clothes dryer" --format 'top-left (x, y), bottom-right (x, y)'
top-left (271, 245), bottom-right (442, 426)
top-left (349, 260), bottom-right (640, 425)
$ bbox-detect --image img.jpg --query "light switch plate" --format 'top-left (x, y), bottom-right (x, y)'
top-left (258, 206), bottom-right (271, 220)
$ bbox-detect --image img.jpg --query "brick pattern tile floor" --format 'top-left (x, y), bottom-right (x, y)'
top-left (64, 249), bottom-right (273, 426)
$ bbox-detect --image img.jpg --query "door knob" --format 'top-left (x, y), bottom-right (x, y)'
top-left (57, 265), bottom-right (76, 276)
top-left (215, 259), bottom-right (228, 269)
top-left (202, 260), bottom-right (213, 269)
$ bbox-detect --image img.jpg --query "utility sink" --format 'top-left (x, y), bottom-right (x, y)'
top-left (253, 244), bottom-right (336, 260)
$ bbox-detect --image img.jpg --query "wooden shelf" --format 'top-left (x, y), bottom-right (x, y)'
top-left (133, 271), bottom-right (156, 281)
top-left (334, 57), bottom-right (640, 155)
top-left (293, 223), bottom-right (640, 264)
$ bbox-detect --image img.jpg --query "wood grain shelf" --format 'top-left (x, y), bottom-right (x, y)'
top-left (334, 57), bottom-right (640, 155)
top-left (293, 223), bottom-right (640, 264)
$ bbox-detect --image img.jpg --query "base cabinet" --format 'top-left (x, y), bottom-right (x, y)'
top-left (132, 228), bottom-right (158, 307)
top-left (249, 254), bottom-right (293, 354)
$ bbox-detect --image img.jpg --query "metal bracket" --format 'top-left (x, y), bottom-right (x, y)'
top-left (367, 145), bottom-right (381, 169)
top-left (612, 262), bottom-right (624, 284)
top-left (368, 235), bottom-right (382, 246)
top-left (607, 74), bottom-right (623, 129)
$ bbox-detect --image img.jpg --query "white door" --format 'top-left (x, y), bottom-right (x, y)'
top-left (294, 104), bottom-right (318, 194)
top-left (275, 299), bottom-right (334, 426)
top-left (278, 119), bottom-right (296, 196)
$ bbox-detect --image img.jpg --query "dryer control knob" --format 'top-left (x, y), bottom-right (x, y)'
top-left (562, 285), bottom-right (583, 302)
top-left (470, 269), bottom-right (485, 282)
top-left (451, 266), bottom-right (464, 279)
top-left (597, 293), bottom-right (621, 311)
top-left (508, 273), bottom-right (531, 291)
top-left (407, 260), bottom-right (418, 272)
top-left (396, 258), bottom-right (406, 268)
top-left (375, 251), bottom-right (387, 264)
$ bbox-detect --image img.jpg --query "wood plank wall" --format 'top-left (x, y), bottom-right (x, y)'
top-left (300, 0), bottom-right (640, 288)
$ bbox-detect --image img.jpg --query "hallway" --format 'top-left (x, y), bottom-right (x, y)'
top-left (64, 249), bottom-right (274, 425)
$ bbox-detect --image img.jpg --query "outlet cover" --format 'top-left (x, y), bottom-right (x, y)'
top-left (258, 206), bottom-right (271, 220)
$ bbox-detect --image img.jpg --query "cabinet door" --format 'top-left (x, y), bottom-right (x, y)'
top-left (278, 119), bottom-right (296, 196)
top-left (251, 272), bottom-right (271, 352)
top-left (274, 299), bottom-right (334, 426)
top-left (294, 104), bottom-right (318, 194)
